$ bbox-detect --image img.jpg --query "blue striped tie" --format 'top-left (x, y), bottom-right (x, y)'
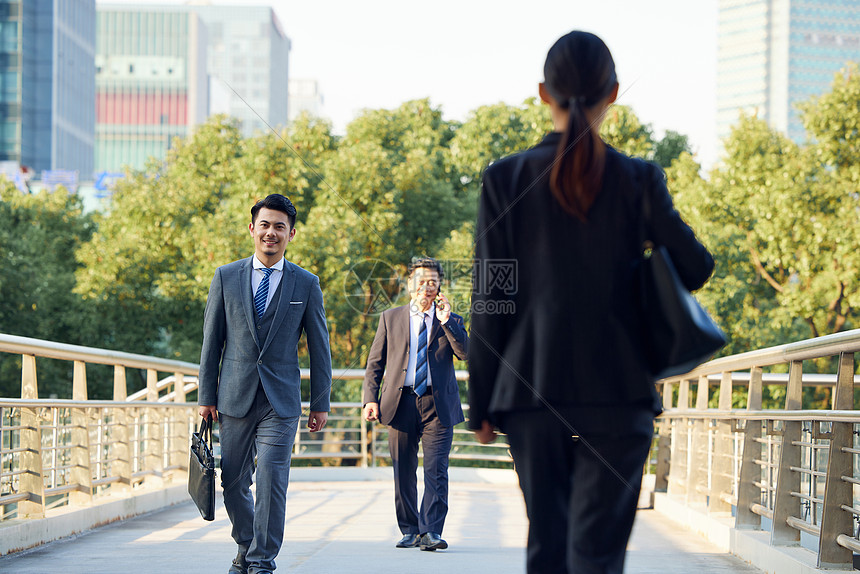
top-left (254, 267), bottom-right (275, 318)
top-left (414, 317), bottom-right (428, 396)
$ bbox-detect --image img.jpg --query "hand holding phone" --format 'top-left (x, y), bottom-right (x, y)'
top-left (434, 291), bottom-right (450, 322)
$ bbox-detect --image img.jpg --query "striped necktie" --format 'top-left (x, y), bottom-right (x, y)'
top-left (254, 267), bottom-right (275, 318)
top-left (413, 316), bottom-right (428, 396)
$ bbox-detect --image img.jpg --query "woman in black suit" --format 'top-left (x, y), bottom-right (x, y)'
top-left (468, 31), bottom-right (715, 574)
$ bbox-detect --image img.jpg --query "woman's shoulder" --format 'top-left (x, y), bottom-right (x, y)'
top-left (484, 132), bottom-right (560, 177)
top-left (605, 146), bottom-right (665, 189)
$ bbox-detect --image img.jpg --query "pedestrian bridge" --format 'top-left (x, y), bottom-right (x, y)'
top-left (2, 330), bottom-right (860, 573)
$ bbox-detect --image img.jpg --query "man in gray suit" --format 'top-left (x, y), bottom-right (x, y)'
top-left (363, 257), bottom-right (468, 552)
top-left (198, 194), bottom-right (332, 574)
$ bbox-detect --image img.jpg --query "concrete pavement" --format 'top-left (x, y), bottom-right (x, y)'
top-left (0, 468), bottom-right (761, 573)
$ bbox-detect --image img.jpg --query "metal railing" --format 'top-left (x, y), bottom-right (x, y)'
top-left (14, 327), bottom-right (860, 568)
top-left (652, 328), bottom-right (860, 570)
top-left (0, 333), bottom-right (510, 525)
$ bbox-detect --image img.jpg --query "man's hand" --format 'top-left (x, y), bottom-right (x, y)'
top-left (307, 411), bottom-right (328, 432)
top-left (199, 405), bottom-right (218, 422)
top-left (474, 420), bottom-right (497, 444)
top-left (435, 292), bottom-right (451, 324)
top-left (363, 402), bottom-right (380, 422)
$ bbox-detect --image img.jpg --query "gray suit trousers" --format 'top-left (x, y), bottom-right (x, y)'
top-left (219, 386), bottom-right (300, 573)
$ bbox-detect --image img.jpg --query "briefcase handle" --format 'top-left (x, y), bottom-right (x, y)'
top-left (198, 416), bottom-right (213, 449)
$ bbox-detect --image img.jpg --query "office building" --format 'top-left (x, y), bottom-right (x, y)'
top-left (717, 0), bottom-right (860, 144)
top-left (288, 78), bottom-right (323, 122)
top-left (0, 0), bottom-right (95, 176)
top-left (190, 4), bottom-right (290, 137)
top-left (95, 6), bottom-right (207, 172)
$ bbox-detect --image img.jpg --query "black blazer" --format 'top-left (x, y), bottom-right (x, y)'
top-left (468, 133), bottom-right (714, 434)
top-left (363, 305), bottom-right (468, 428)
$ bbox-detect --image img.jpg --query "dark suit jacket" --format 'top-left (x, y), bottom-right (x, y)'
top-left (363, 305), bottom-right (468, 428)
top-left (198, 256), bottom-right (332, 419)
top-left (468, 134), bottom-right (714, 434)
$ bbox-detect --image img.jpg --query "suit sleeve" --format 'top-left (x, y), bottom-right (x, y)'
top-left (468, 169), bottom-right (513, 430)
top-left (645, 164), bottom-right (715, 292)
top-left (305, 275), bottom-right (332, 412)
top-left (441, 315), bottom-right (468, 361)
top-left (362, 312), bottom-right (388, 406)
top-left (198, 268), bottom-right (226, 407)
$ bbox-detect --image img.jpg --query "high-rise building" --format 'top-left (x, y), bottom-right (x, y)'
top-left (0, 0), bottom-right (95, 176)
top-left (95, 6), bottom-right (207, 173)
top-left (288, 79), bottom-right (323, 122)
top-left (717, 0), bottom-right (860, 144)
top-left (189, 4), bottom-right (290, 137)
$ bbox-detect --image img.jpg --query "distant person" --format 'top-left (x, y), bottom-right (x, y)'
top-left (198, 193), bottom-right (332, 574)
top-left (468, 31), bottom-right (715, 574)
top-left (362, 257), bottom-right (469, 551)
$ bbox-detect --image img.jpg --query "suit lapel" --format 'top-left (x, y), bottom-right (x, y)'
top-left (428, 313), bottom-right (441, 346)
top-left (238, 258), bottom-right (258, 346)
top-left (259, 259), bottom-right (295, 357)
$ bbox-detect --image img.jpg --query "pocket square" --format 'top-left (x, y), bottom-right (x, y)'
top-left (289, 301), bottom-right (303, 305)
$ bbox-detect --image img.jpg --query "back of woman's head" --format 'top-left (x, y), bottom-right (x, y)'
top-left (543, 31), bottom-right (617, 221)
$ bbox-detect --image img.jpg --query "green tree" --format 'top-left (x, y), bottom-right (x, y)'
top-left (75, 115), bottom-right (338, 368)
top-left (654, 130), bottom-right (691, 168)
top-left (290, 100), bottom-right (467, 399)
top-left (0, 182), bottom-right (113, 398)
top-left (600, 104), bottom-right (655, 158)
top-left (447, 98), bottom-right (551, 195)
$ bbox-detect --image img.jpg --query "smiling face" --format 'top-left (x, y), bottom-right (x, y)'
top-left (249, 207), bottom-right (295, 266)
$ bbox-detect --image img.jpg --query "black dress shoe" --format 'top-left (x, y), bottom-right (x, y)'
top-left (227, 550), bottom-right (248, 574)
top-left (419, 532), bottom-right (448, 551)
top-left (396, 533), bottom-right (421, 548)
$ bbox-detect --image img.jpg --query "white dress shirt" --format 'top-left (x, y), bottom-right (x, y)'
top-left (251, 256), bottom-right (285, 315)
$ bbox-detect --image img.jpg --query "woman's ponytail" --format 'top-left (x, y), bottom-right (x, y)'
top-left (543, 31), bottom-right (616, 221)
top-left (549, 97), bottom-right (605, 221)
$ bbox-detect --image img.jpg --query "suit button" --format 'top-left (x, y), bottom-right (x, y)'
top-left (257, 324), bottom-right (261, 329)
top-left (257, 360), bottom-right (262, 365)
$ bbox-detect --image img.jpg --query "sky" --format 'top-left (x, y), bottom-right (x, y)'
top-left (100, 0), bottom-right (720, 168)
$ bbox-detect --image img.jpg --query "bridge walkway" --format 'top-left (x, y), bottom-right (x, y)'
top-left (0, 469), bottom-right (762, 573)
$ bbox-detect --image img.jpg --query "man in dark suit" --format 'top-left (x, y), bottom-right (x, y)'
top-left (198, 194), bottom-right (332, 574)
top-left (363, 257), bottom-right (468, 551)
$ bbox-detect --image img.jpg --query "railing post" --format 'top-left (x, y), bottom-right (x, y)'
top-left (686, 375), bottom-right (710, 508)
top-left (174, 373), bottom-right (185, 403)
top-left (370, 423), bottom-right (378, 468)
top-left (654, 381), bottom-right (674, 492)
top-left (710, 372), bottom-right (734, 513)
top-left (69, 361), bottom-right (93, 505)
top-left (817, 352), bottom-right (855, 568)
top-left (771, 360), bottom-right (804, 545)
top-left (113, 366), bottom-right (131, 492)
top-left (360, 412), bottom-right (368, 469)
top-left (668, 378), bottom-right (692, 497)
top-left (18, 354), bottom-right (45, 518)
top-left (736, 366), bottom-right (764, 528)
top-left (145, 369), bottom-right (164, 487)
top-left (171, 373), bottom-right (187, 472)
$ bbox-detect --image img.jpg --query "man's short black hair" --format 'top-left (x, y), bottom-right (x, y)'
top-left (408, 257), bottom-right (444, 279)
top-left (251, 194), bottom-right (297, 229)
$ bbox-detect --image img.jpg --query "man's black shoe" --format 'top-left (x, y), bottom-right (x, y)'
top-left (396, 533), bottom-right (421, 548)
top-left (227, 560), bottom-right (247, 574)
top-left (419, 532), bottom-right (448, 551)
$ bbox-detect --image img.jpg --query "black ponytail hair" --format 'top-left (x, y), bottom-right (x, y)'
top-left (544, 31), bottom-right (617, 221)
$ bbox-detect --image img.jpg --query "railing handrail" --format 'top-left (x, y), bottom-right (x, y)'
top-left (0, 333), bottom-right (468, 401)
top-left (659, 328), bottom-right (860, 382)
top-left (0, 333), bottom-right (199, 374)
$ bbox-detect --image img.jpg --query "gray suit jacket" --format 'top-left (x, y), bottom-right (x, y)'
top-left (362, 305), bottom-right (468, 428)
top-left (198, 256), bottom-right (332, 418)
